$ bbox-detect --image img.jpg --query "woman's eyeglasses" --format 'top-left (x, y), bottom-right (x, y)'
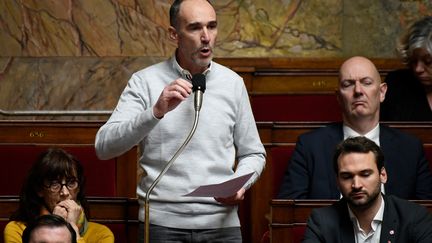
top-left (44, 179), bottom-right (79, 193)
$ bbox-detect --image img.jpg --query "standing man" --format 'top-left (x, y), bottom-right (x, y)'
top-left (303, 136), bottom-right (432, 242)
top-left (95, 0), bottom-right (266, 242)
top-left (278, 56), bottom-right (432, 199)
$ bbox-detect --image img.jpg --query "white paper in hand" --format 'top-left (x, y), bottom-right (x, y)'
top-left (183, 172), bottom-right (254, 198)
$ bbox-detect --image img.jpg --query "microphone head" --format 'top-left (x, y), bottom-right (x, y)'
top-left (192, 73), bottom-right (206, 93)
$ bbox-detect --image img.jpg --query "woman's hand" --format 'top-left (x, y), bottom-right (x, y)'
top-left (53, 199), bottom-right (82, 224)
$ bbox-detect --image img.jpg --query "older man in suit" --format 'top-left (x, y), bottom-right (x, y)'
top-left (303, 136), bottom-right (432, 242)
top-left (278, 56), bottom-right (432, 199)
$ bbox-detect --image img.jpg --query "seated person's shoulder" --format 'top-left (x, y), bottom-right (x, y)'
top-left (387, 195), bottom-right (431, 216)
top-left (84, 222), bottom-right (114, 242)
top-left (297, 123), bottom-right (341, 141)
top-left (382, 125), bottom-right (422, 144)
top-left (4, 221), bottom-right (26, 242)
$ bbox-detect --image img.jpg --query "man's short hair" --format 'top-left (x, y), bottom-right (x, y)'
top-left (169, 0), bottom-right (213, 29)
top-left (333, 136), bottom-right (384, 173)
top-left (22, 214), bottom-right (77, 243)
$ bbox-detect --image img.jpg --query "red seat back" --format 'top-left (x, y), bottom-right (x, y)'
top-left (0, 146), bottom-right (117, 197)
top-left (271, 146), bottom-right (295, 197)
top-left (251, 94), bottom-right (342, 121)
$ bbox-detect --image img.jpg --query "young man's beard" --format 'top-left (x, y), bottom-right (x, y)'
top-left (346, 182), bottom-right (382, 210)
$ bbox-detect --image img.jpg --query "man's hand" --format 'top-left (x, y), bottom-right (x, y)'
top-left (214, 188), bottom-right (246, 205)
top-left (153, 78), bottom-right (193, 119)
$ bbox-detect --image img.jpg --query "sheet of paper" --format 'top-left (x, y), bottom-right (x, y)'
top-left (183, 172), bottom-right (254, 198)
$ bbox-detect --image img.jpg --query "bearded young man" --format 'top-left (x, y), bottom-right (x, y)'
top-left (303, 136), bottom-right (432, 243)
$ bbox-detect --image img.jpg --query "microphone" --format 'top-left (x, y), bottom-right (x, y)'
top-left (192, 73), bottom-right (206, 111)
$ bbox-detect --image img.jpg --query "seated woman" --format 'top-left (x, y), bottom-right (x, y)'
top-left (3, 148), bottom-right (114, 243)
top-left (381, 16), bottom-right (432, 121)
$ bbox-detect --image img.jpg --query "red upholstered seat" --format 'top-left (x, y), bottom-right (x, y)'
top-left (292, 226), bottom-right (307, 243)
top-left (0, 146), bottom-right (117, 197)
top-left (251, 94), bottom-right (342, 121)
top-left (105, 223), bottom-right (127, 243)
top-left (271, 146), bottom-right (295, 197)
top-left (0, 221), bottom-right (6, 243)
top-left (424, 146), bottom-right (432, 172)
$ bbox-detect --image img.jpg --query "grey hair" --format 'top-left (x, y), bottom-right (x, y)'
top-left (397, 16), bottom-right (432, 65)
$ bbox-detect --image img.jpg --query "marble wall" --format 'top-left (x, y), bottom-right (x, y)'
top-left (0, 0), bottom-right (431, 119)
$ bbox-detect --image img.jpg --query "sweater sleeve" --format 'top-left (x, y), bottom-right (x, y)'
top-left (233, 83), bottom-right (266, 189)
top-left (95, 73), bottom-right (160, 160)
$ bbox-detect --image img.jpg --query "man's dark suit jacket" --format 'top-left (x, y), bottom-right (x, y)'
top-left (303, 195), bottom-right (432, 243)
top-left (277, 123), bottom-right (432, 199)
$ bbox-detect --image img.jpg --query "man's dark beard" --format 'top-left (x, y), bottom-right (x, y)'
top-left (347, 184), bottom-right (381, 211)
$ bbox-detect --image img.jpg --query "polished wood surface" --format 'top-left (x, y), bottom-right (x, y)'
top-left (215, 57), bottom-right (404, 95)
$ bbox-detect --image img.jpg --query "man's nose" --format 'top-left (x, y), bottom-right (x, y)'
top-left (353, 81), bottom-right (363, 95)
top-left (201, 28), bottom-right (210, 43)
top-left (352, 177), bottom-right (362, 189)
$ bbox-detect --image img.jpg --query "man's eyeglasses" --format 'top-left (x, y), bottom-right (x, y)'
top-left (44, 179), bottom-right (79, 193)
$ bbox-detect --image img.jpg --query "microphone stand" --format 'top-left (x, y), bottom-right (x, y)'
top-left (144, 109), bottom-right (201, 243)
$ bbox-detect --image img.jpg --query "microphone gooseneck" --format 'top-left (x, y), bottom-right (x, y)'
top-left (144, 73), bottom-right (206, 243)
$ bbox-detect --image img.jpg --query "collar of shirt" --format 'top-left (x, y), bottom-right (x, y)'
top-left (170, 55), bottom-right (211, 81)
top-left (343, 123), bottom-right (380, 146)
top-left (348, 196), bottom-right (385, 243)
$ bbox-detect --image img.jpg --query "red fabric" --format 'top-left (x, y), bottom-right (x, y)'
top-left (293, 226), bottom-right (306, 243)
top-left (105, 223), bottom-right (127, 243)
top-left (424, 146), bottom-right (432, 172)
top-left (271, 146), bottom-right (295, 197)
top-left (0, 146), bottom-right (116, 197)
top-left (251, 94), bottom-right (342, 121)
top-left (0, 221), bottom-right (6, 243)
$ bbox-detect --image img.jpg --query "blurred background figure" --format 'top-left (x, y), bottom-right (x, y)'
top-left (3, 148), bottom-right (114, 243)
top-left (381, 16), bottom-right (432, 121)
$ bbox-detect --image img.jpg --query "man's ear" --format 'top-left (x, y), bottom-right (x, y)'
top-left (335, 89), bottom-right (342, 106)
top-left (168, 26), bottom-right (178, 43)
top-left (379, 82), bottom-right (387, 102)
top-left (380, 167), bottom-right (387, 184)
